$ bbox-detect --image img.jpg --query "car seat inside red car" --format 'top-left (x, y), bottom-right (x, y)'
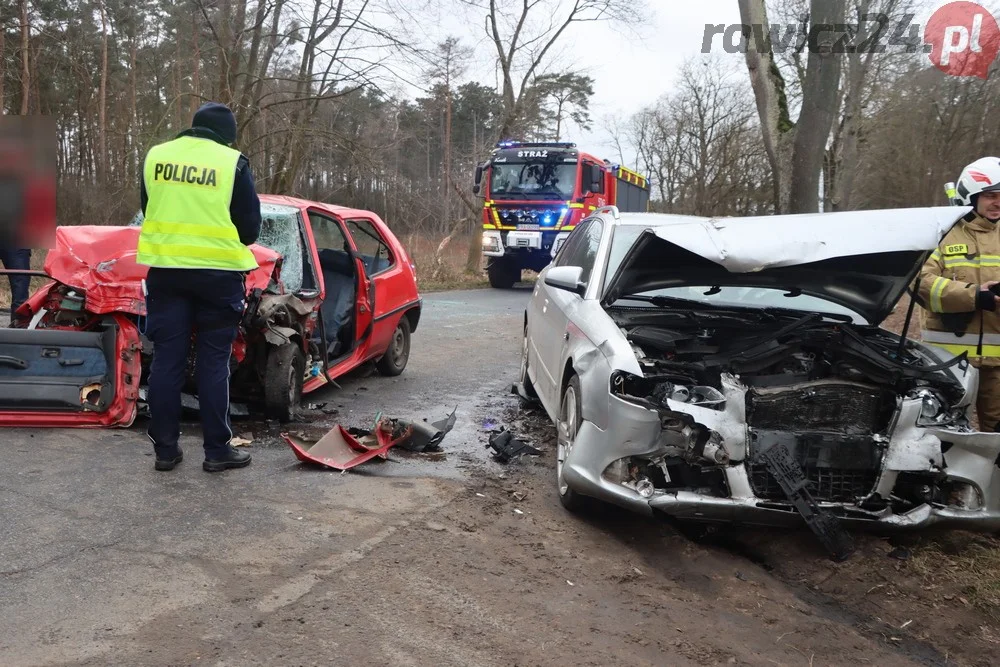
top-left (317, 247), bottom-right (357, 359)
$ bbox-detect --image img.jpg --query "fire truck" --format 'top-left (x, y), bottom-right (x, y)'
top-left (474, 140), bottom-right (650, 288)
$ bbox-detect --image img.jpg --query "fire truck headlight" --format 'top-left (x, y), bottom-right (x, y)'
top-left (483, 231), bottom-right (502, 254)
top-left (551, 232), bottom-right (571, 258)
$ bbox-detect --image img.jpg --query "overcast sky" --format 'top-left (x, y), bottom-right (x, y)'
top-left (380, 0), bottom-right (992, 169)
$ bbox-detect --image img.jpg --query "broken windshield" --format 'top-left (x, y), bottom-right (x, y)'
top-left (127, 204), bottom-right (307, 293)
top-left (489, 162), bottom-right (578, 200)
top-left (256, 203), bottom-right (305, 293)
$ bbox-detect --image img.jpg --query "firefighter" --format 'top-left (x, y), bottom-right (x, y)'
top-left (137, 101), bottom-right (262, 472)
top-left (917, 157), bottom-right (1000, 430)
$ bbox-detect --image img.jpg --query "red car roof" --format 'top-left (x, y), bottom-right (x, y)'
top-left (259, 194), bottom-right (378, 221)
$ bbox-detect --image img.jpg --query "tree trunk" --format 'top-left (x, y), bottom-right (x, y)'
top-left (737, 0), bottom-right (793, 212)
top-left (788, 0), bottom-right (845, 214)
top-left (227, 0), bottom-right (247, 107)
top-left (19, 0), bottom-right (29, 114)
top-left (98, 0), bottom-right (108, 185)
top-left (0, 6), bottom-right (6, 113)
top-left (191, 4), bottom-right (200, 114)
top-left (129, 35), bottom-right (138, 183)
top-left (217, 0), bottom-right (231, 102)
top-left (444, 86), bottom-right (452, 238)
top-left (174, 25), bottom-right (182, 130)
top-left (828, 0), bottom-right (881, 213)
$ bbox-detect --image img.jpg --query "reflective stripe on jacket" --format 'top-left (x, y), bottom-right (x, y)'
top-left (917, 212), bottom-right (1000, 366)
top-left (137, 136), bottom-right (258, 271)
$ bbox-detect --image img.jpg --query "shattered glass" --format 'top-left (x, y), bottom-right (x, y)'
top-left (129, 204), bottom-right (306, 293)
top-left (256, 203), bottom-right (305, 293)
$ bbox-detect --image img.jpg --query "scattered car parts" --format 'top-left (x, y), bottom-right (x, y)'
top-left (284, 408), bottom-right (458, 471)
top-left (487, 428), bottom-right (542, 463)
top-left (283, 420), bottom-right (410, 471)
top-left (392, 407), bottom-right (457, 452)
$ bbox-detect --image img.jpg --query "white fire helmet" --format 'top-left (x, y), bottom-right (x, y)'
top-left (956, 157), bottom-right (1000, 206)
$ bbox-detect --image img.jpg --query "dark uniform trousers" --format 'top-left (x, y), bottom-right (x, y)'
top-left (145, 267), bottom-right (246, 460)
top-left (0, 248), bottom-right (31, 313)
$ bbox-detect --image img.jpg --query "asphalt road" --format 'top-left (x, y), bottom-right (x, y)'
top-left (0, 287), bottom-right (531, 666)
top-left (0, 287), bottom-right (982, 666)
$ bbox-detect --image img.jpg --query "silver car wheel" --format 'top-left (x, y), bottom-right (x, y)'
top-left (557, 383), bottom-right (578, 496)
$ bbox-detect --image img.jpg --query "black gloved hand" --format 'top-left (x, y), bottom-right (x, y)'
top-left (978, 289), bottom-right (998, 311)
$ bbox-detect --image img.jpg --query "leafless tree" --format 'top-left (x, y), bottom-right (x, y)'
top-left (625, 58), bottom-right (772, 217)
top-left (458, 0), bottom-right (644, 139)
top-left (738, 0), bottom-right (846, 213)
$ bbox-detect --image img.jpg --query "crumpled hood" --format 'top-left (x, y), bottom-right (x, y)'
top-left (43, 225), bottom-right (281, 316)
top-left (602, 206), bottom-right (973, 324)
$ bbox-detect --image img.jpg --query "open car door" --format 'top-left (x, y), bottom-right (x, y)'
top-left (0, 312), bottom-right (142, 427)
top-left (351, 252), bottom-right (375, 350)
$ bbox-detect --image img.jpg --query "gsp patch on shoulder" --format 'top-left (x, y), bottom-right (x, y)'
top-left (944, 243), bottom-right (970, 256)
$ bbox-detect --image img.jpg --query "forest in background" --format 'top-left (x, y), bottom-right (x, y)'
top-left (2, 0), bottom-right (1000, 278)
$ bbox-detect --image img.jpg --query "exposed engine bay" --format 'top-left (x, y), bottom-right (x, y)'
top-left (602, 303), bottom-right (976, 559)
top-left (612, 305), bottom-right (968, 407)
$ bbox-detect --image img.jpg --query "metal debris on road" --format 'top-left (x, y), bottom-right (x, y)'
top-left (486, 428), bottom-right (542, 463)
top-left (282, 420), bottom-right (411, 471)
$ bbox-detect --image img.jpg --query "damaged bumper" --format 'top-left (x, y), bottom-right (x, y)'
top-left (563, 391), bottom-right (1000, 533)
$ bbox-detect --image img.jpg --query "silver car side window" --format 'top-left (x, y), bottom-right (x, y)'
top-left (554, 219), bottom-right (603, 287)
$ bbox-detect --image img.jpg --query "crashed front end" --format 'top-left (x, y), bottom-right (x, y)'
top-left (0, 225), bottom-right (283, 427)
top-left (566, 311), bottom-right (1000, 558)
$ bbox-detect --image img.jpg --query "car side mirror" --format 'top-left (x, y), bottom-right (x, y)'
top-left (544, 266), bottom-right (586, 296)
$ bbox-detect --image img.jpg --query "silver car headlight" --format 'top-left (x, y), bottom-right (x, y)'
top-left (913, 388), bottom-right (955, 426)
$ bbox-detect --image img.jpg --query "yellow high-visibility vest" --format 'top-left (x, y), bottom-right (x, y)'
top-left (137, 136), bottom-right (258, 271)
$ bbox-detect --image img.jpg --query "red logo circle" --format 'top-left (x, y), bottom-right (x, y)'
top-left (925, 1), bottom-right (1000, 79)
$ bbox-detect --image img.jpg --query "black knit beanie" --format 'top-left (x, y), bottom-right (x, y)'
top-left (192, 102), bottom-right (237, 144)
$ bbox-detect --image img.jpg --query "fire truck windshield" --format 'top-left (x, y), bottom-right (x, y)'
top-left (489, 161), bottom-right (577, 200)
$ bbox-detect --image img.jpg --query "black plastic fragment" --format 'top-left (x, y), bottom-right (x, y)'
top-left (487, 428), bottom-right (542, 463)
top-left (753, 442), bottom-right (855, 562)
top-left (396, 407), bottom-right (457, 452)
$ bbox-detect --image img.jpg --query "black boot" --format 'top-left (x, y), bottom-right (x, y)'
top-left (155, 450), bottom-right (184, 471)
top-left (203, 445), bottom-right (252, 472)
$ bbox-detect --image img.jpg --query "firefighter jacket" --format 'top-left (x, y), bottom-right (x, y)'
top-left (917, 212), bottom-right (1000, 367)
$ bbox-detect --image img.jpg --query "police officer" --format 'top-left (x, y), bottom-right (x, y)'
top-left (917, 157), bottom-right (1000, 430)
top-left (137, 102), bottom-right (262, 472)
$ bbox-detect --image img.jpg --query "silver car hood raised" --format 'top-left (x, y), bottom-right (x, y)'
top-left (602, 206), bottom-right (974, 324)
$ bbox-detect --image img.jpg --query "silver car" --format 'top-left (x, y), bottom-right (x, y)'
top-left (518, 204), bottom-right (1000, 558)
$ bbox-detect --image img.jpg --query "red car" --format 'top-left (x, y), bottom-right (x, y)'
top-left (0, 195), bottom-right (422, 427)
